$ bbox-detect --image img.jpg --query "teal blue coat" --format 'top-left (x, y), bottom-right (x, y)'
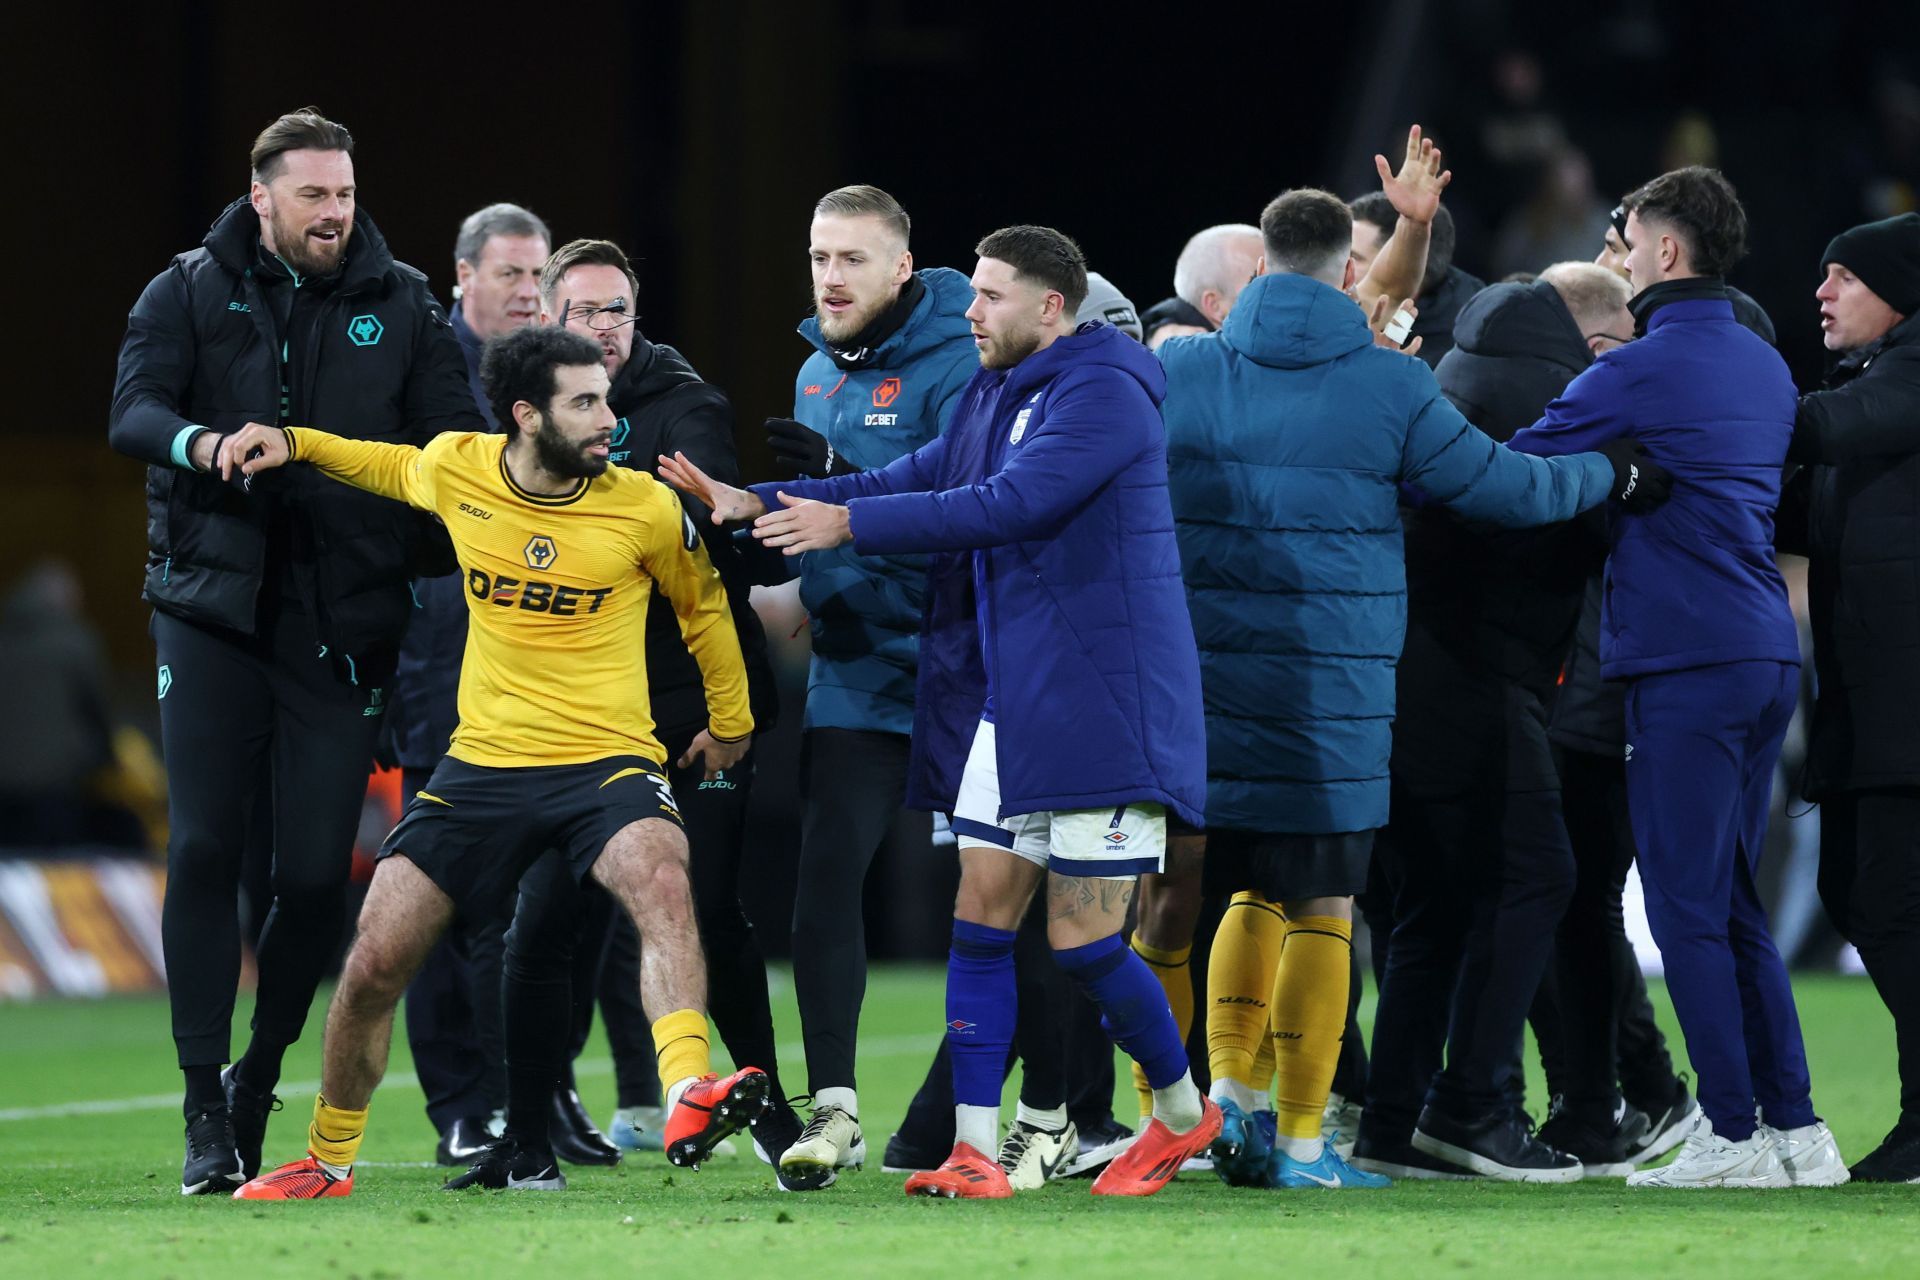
top-left (789, 267), bottom-right (978, 733)
top-left (1160, 272), bottom-right (1613, 834)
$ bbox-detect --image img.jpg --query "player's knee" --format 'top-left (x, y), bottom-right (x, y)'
top-left (338, 936), bottom-right (413, 1007)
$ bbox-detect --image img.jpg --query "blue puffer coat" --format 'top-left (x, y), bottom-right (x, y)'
top-left (1508, 292), bottom-right (1800, 679)
top-left (1160, 271), bottom-right (1614, 834)
top-left (754, 323), bottom-right (1206, 827)
top-left (789, 267), bottom-right (979, 734)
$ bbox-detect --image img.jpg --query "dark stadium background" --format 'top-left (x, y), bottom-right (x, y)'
top-left (3, 0), bottom-right (1913, 964)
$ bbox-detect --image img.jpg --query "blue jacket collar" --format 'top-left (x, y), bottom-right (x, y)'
top-left (797, 265), bottom-right (975, 365)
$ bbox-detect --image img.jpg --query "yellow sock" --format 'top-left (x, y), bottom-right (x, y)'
top-left (1270, 915), bottom-right (1353, 1141)
top-left (1250, 1018), bottom-right (1276, 1099)
top-left (308, 1094), bottom-right (368, 1170)
top-left (652, 1007), bottom-right (711, 1094)
top-left (1206, 891), bottom-right (1286, 1090)
top-left (1129, 936), bottom-right (1194, 1119)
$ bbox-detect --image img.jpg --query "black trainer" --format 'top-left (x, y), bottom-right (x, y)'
top-left (1061, 1115), bottom-right (1135, 1177)
top-left (443, 1138), bottom-right (567, 1191)
top-left (751, 1099), bottom-right (804, 1167)
top-left (1850, 1117), bottom-right (1920, 1183)
top-left (221, 1065), bottom-right (282, 1181)
top-left (1349, 1131), bottom-right (1479, 1181)
top-left (182, 1107), bottom-right (244, 1196)
top-left (436, 1115), bottom-right (496, 1167)
top-left (549, 1088), bottom-right (621, 1166)
top-left (1413, 1104), bottom-right (1582, 1183)
top-left (1536, 1096), bottom-right (1651, 1177)
top-left (1627, 1074), bottom-right (1703, 1165)
top-left (880, 1122), bottom-right (950, 1174)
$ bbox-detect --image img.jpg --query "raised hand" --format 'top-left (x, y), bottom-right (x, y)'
top-left (1374, 124), bottom-right (1453, 225)
top-left (657, 451), bottom-right (766, 524)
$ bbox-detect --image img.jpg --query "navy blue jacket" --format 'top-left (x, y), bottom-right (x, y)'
top-left (754, 323), bottom-right (1206, 828)
top-left (788, 268), bottom-right (979, 735)
top-left (1160, 272), bottom-right (1613, 834)
top-left (1510, 293), bottom-right (1801, 679)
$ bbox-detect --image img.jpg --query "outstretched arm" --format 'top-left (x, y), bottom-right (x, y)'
top-left (1352, 124), bottom-right (1450, 312)
top-left (218, 423), bottom-right (438, 510)
top-left (641, 489), bottom-right (753, 776)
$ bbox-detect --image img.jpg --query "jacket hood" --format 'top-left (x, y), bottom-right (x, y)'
top-left (202, 196), bottom-right (396, 292)
top-left (1451, 279), bottom-right (1591, 375)
top-left (799, 265), bottom-right (975, 364)
top-left (613, 335), bottom-right (705, 402)
top-left (1221, 272), bottom-right (1374, 369)
top-left (1004, 320), bottom-right (1167, 406)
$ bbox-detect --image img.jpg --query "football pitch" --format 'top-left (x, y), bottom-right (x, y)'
top-left (4, 969), bottom-right (1916, 1278)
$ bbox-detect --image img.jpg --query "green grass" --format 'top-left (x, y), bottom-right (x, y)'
top-left (2, 969), bottom-right (1916, 1278)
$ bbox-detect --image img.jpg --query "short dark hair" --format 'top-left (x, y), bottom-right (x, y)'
top-left (813, 185), bottom-right (911, 248)
top-left (479, 326), bottom-right (606, 438)
top-left (1621, 166), bottom-right (1748, 277)
top-left (1259, 189), bottom-right (1353, 281)
top-left (974, 225), bottom-right (1089, 314)
top-left (250, 107), bottom-right (353, 184)
top-left (1349, 192), bottom-right (1456, 294)
top-left (540, 239), bottom-right (640, 308)
top-left (455, 203), bottom-right (552, 271)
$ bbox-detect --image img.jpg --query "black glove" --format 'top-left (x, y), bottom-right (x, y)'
top-left (765, 416), bottom-right (860, 478)
top-left (1595, 439), bottom-right (1673, 513)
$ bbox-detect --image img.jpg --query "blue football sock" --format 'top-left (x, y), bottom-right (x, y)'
top-left (946, 920), bottom-right (1018, 1108)
top-left (1055, 931), bottom-right (1189, 1090)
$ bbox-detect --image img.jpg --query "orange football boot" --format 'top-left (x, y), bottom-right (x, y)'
top-left (663, 1066), bottom-right (771, 1168)
top-left (233, 1155), bottom-right (352, 1200)
top-left (903, 1142), bottom-right (1014, 1199)
top-left (1091, 1098), bottom-right (1222, 1197)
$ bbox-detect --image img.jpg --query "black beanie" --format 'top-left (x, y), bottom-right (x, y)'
top-left (1822, 213), bottom-right (1920, 316)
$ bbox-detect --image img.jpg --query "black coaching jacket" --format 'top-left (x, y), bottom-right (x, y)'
top-left (109, 197), bottom-right (480, 683)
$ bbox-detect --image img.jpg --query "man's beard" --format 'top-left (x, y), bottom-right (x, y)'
top-left (979, 326), bottom-right (1042, 370)
top-left (532, 414), bottom-right (609, 480)
top-left (817, 291), bottom-right (887, 344)
top-left (271, 208), bottom-right (350, 278)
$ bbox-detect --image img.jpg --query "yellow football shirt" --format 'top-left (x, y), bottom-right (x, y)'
top-left (284, 427), bottom-right (751, 768)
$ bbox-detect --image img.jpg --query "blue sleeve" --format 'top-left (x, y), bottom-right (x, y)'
top-left (1506, 356), bottom-right (1637, 457)
top-left (1401, 388), bottom-right (1613, 526)
top-left (746, 429), bottom-right (952, 511)
top-left (847, 370), bottom-right (1147, 555)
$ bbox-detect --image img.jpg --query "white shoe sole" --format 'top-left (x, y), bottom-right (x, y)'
top-left (181, 1172), bottom-right (244, 1196)
top-left (1412, 1132), bottom-right (1583, 1183)
top-left (1632, 1102), bottom-right (1705, 1166)
top-left (1581, 1161), bottom-right (1635, 1178)
top-left (1785, 1164), bottom-right (1852, 1187)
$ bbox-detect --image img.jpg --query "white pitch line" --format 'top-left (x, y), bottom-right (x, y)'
top-left (0, 1032), bottom-right (939, 1123)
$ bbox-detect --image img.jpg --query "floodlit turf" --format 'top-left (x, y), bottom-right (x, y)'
top-left (3, 969), bottom-right (1917, 1278)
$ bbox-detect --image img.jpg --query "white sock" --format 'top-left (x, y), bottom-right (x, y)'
top-left (1016, 1101), bottom-right (1068, 1132)
top-left (665, 1076), bottom-right (694, 1112)
top-left (317, 1157), bottom-right (351, 1179)
top-left (1253, 1090), bottom-right (1273, 1113)
top-left (814, 1086), bottom-right (859, 1118)
top-left (1277, 1134), bottom-right (1324, 1162)
top-left (956, 1104), bottom-right (999, 1155)
top-left (1154, 1069), bottom-right (1204, 1132)
top-left (1209, 1076), bottom-right (1258, 1114)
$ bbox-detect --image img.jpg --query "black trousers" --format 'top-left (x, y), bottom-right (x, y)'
top-left (1818, 788), bottom-right (1920, 1123)
top-left (1360, 785), bottom-right (1574, 1141)
top-left (1531, 747), bottom-right (1680, 1117)
top-left (793, 728), bottom-right (928, 1093)
top-left (400, 765), bottom-right (508, 1132)
top-left (506, 742), bottom-right (784, 1116)
top-left (894, 893), bottom-right (1117, 1144)
top-left (153, 607), bottom-right (382, 1069)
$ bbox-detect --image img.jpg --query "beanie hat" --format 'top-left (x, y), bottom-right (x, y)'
top-left (1077, 271), bottom-right (1143, 340)
top-left (1822, 213), bottom-right (1920, 316)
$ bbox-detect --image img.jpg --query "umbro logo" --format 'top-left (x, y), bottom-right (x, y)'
top-left (947, 1019), bottom-right (976, 1034)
